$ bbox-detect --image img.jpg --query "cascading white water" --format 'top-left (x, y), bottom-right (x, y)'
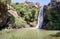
top-left (36, 6), bottom-right (44, 29)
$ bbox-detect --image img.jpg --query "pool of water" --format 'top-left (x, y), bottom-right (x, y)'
top-left (0, 28), bottom-right (60, 39)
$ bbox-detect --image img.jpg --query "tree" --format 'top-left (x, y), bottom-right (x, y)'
top-left (0, 0), bottom-right (11, 29)
top-left (0, 0), bottom-right (11, 4)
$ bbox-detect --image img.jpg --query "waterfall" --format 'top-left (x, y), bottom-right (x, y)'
top-left (36, 6), bottom-right (44, 29)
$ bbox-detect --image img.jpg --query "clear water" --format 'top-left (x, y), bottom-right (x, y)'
top-left (36, 7), bottom-right (44, 29)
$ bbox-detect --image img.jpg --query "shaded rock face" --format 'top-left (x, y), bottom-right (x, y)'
top-left (0, 2), bottom-right (9, 30)
top-left (42, 2), bottom-right (60, 30)
top-left (42, 5), bottom-right (52, 30)
top-left (57, 2), bottom-right (60, 10)
top-left (0, 2), bottom-right (19, 29)
top-left (24, 2), bottom-right (40, 9)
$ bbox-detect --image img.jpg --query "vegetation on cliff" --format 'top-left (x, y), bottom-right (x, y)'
top-left (9, 2), bottom-right (40, 27)
top-left (43, 2), bottom-right (60, 30)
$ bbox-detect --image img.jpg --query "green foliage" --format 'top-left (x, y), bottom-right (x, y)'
top-left (50, 32), bottom-right (60, 37)
top-left (0, 0), bottom-right (11, 4)
top-left (47, 7), bottom-right (60, 28)
top-left (8, 14), bottom-right (27, 27)
top-left (31, 8), bottom-right (36, 20)
top-left (9, 15), bottom-right (15, 24)
top-left (10, 2), bottom-right (37, 22)
top-left (47, 8), bottom-right (57, 21)
top-left (14, 17), bottom-right (27, 26)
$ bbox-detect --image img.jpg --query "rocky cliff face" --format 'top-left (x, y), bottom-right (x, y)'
top-left (15, 2), bottom-right (40, 27)
top-left (0, 2), bottom-right (9, 29)
top-left (42, 2), bottom-right (60, 30)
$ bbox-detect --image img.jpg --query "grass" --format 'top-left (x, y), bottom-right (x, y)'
top-left (0, 28), bottom-right (60, 39)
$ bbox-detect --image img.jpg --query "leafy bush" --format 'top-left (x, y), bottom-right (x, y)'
top-left (14, 17), bottom-right (27, 26)
top-left (10, 2), bottom-right (38, 27)
top-left (46, 7), bottom-right (60, 29)
top-left (9, 15), bottom-right (15, 24)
